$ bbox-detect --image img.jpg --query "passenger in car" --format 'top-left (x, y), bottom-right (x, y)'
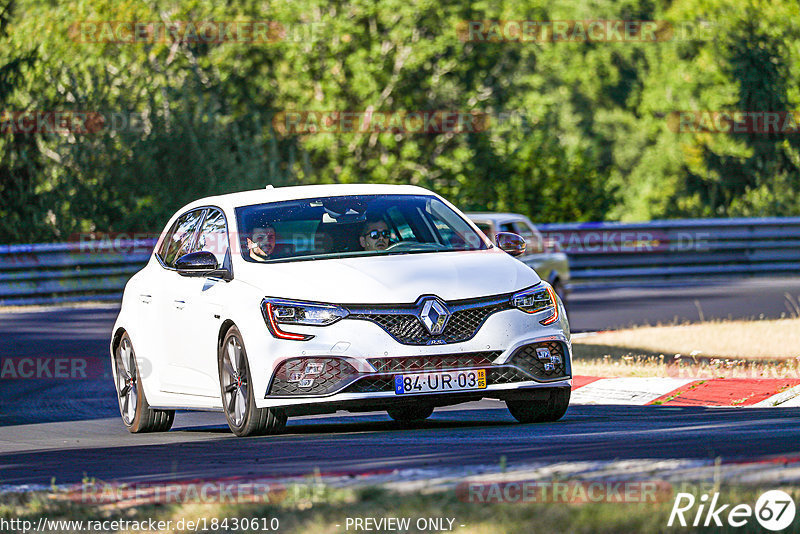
top-left (246, 225), bottom-right (276, 261)
top-left (359, 219), bottom-right (392, 251)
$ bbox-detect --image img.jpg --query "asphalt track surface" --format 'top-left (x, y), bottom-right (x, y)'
top-left (2, 277), bottom-right (800, 487)
top-left (3, 405), bottom-right (800, 487)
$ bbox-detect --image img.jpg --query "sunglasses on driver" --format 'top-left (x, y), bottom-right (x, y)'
top-left (363, 229), bottom-right (391, 239)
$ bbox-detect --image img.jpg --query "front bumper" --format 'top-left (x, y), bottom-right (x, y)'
top-left (256, 335), bottom-right (572, 414)
top-left (250, 286), bottom-right (572, 413)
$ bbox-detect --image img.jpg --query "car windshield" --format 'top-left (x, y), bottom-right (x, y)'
top-left (235, 194), bottom-right (488, 263)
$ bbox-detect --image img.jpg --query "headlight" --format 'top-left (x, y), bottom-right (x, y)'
top-left (261, 298), bottom-right (349, 341)
top-left (510, 283), bottom-right (560, 326)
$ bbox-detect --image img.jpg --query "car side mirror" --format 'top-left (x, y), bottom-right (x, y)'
top-left (496, 232), bottom-right (526, 257)
top-left (175, 251), bottom-right (231, 280)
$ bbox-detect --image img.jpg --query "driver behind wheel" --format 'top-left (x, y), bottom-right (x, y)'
top-left (359, 218), bottom-right (392, 251)
top-left (247, 224), bottom-right (276, 261)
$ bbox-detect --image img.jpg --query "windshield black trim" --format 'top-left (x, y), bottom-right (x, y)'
top-left (250, 248), bottom-right (488, 264)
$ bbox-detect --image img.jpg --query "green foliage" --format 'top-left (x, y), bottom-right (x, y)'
top-left (1, 0), bottom-right (799, 242)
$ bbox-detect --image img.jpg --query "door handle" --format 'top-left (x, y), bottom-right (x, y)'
top-left (174, 300), bottom-right (186, 310)
top-left (140, 294), bottom-right (152, 304)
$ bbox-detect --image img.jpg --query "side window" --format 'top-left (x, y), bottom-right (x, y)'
top-left (193, 209), bottom-right (228, 267)
top-left (160, 209), bottom-right (205, 268)
top-left (156, 219), bottom-right (179, 260)
top-left (499, 223), bottom-right (514, 233)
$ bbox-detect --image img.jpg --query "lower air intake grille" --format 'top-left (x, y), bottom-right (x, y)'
top-left (269, 358), bottom-right (357, 396)
top-left (368, 351), bottom-right (501, 373)
top-left (509, 341), bottom-right (568, 380)
top-left (486, 366), bottom-right (532, 384)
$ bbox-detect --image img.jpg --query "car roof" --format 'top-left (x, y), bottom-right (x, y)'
top-left (178, 183), bottom-right (437, 213)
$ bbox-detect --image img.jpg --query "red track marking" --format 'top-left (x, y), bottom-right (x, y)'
top-left (651, 379), bottom-right (800, 406)
top-left (721, 453), bottom-right (800, 466)
top-left (572, 376), bottom-right (604, 389)
top-left (647, 381), bottom-right (702, 405)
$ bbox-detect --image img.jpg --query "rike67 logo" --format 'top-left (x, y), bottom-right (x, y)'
top-left (668, 490), bottom-right (796, 531)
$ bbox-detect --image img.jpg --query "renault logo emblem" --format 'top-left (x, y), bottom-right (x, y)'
top-left (418, 297), bottom-right (451, 335)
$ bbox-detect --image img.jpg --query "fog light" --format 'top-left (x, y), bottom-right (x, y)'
top-left (304, 362), bottom-right (325, 375)
top-left (268, 357), bottom-right (358, 396)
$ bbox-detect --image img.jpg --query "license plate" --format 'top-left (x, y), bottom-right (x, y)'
top-left (394, 369), bottom-right (486, 395)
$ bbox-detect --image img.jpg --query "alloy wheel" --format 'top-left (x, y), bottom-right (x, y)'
top-left (115, 337), bottom-right (138, 425)
top-left (222, 337), bottom-right (248, 427)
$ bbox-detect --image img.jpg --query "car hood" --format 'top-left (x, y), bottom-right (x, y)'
top-left (237, 249), bottom-right (540, 304)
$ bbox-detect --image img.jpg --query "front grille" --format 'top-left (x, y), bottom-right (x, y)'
top-left (368, 351), bottom-right (502, 373)
top-left (509, 341), bottom-right (568, 380)
top-left (341, 364), bottom-right (531, 394)
top-left (347, 296), bottom-right (512, 345)
top-left (269, 357), bottom-right (358, 396)
top-left (349, 313), bottom-right (427, 344)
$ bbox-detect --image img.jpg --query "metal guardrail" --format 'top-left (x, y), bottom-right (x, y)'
top-left (538, 217), bottom-right (800, 289)
top-left (0, 217), bottom-right (799, 305)
top-left (0, 239), bottom-right (156, 306)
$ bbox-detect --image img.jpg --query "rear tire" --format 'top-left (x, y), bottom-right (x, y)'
top-left (219, 326), bottom-right (287, 437)
top-left (387, 404), bottom-right (434, 423)
top-left (506, 388), bottom-right (570, 423)
top-left (113, 333), bottom-right (175, 433)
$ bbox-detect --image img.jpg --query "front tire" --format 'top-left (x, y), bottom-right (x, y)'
top-left (113, 333), bottom-right (175, 433)
top-left (506, 388), bottom-right (570, 424)
top-left (219, 326), bottom-right (287, 437)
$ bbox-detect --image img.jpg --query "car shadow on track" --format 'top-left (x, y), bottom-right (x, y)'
top-left (177, 408), bottom-right (519, 435)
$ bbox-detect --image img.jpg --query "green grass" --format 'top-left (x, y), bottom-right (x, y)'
top-left (2, 483), bottom-right (798, 533)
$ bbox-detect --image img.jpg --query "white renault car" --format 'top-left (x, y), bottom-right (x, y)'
top-left (111, 184), bottom-right (572, 436)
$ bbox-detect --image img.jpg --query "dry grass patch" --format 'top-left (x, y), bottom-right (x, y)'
top-left (575, 317), bottom-right (800, 360)
top-left (572, 317), bottom-right (800, 378)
